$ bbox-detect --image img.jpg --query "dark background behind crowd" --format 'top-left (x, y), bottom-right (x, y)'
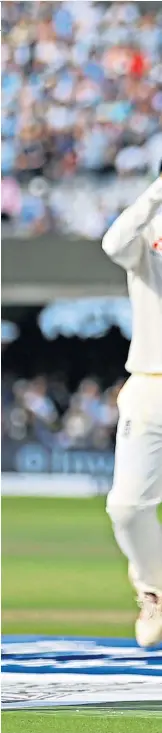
top-left (2, 305), bottom-right (128, 460)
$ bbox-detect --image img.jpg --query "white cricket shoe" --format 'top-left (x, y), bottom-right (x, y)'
top-left (136, 593), bottom-right (162, 647)
top-left (128, 563), bottom-right (162, 646)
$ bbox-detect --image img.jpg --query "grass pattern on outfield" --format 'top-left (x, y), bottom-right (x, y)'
top-left (2, 712), bottom-right (162, 733)
top-left (2, 498), bottom-right (162, 637)
top-left (2, 497), bottom-right (135, 637)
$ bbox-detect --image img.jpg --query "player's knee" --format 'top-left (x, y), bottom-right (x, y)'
top-left (106, 490), bottom-right (137, 528)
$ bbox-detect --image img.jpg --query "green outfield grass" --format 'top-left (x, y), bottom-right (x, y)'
top-left (2, 497), bottom-right (162, 637)
top-left (2, 498), bottom-right (162, 733)
top-left (2, 496), bottom-right (136, 637)
top-left (2, 711), bottom-right (162, 733)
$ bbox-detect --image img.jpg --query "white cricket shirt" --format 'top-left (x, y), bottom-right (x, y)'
top-left (102, 178), bottom-right (162, 374)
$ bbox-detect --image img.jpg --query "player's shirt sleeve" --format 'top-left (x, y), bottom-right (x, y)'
top-left (102, 178), bottom-right (162, 271)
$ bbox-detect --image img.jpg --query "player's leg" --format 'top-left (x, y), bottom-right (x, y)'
top-left (108, 426), bottom-right (162, 594)
top-left (106, 375), bottom-right (162, 645)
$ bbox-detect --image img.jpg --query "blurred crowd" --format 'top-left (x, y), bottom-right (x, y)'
top-left (2, 1), bottom-right (162, 238)
top-left (2, 373), bottom-right (124, 451)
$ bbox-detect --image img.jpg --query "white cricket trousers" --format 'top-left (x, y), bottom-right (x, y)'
top-left (106, 375), bottom-right (162, 594)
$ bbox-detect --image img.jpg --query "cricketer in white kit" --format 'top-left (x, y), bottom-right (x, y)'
top-left (102, 171), bottom-right (162, 647)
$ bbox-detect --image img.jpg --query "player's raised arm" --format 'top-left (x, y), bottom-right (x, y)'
top-left (102, 177), bottom-right (162, 271)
